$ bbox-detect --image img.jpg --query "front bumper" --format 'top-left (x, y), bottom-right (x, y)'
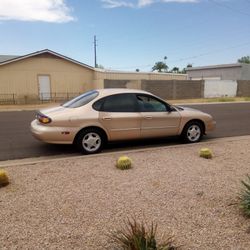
top-left (206, 120), bottom-right (216, 132)
top-left (30, 120), bottom-right (75, 144)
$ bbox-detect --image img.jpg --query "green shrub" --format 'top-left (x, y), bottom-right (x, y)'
top-left (199, 148), bottom-right (213, 159)
top-left (0, 169), bottom-right (9, 187)
top-left (109, 217), bottom-right (177, 250)
top-left (116, 156), bottom-right (132, 170)
top-left (239, 175), bottom-right (250, 217)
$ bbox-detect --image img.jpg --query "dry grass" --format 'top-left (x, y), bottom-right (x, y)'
top-left (171, 96), bottom-right (250, 104)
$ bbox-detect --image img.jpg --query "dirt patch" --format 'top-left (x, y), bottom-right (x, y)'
top-left (1, 138), bottom-right (250, 249)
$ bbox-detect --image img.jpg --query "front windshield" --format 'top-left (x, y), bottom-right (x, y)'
top-left (62, 90), bottom-right (99, 108)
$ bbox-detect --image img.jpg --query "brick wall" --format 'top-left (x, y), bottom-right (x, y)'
top-left (237, 80), bottom-right (250, 97)
top-left (104, 79), bottom-right (204, 99)
top-left (141, 80), bottom-right (204, 100)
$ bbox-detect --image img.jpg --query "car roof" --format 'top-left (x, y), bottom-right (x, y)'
top-left (95, 88), bottom-right (151, 97)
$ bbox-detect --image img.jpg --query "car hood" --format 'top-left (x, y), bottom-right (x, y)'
top-left (177, 106), bottom-right (201, 112)
top-left (175, 105), bottom-right (213, 119)
top-left (174, 105), bottom-right (200, 112)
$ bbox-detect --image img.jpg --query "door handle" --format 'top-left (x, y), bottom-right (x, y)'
top-left (144, 116), bottom-right (152, 119)
top-left (102, 117), bottom-right (112, 120)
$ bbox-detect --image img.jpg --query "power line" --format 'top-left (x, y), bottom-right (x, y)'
top-left (168, 41), bottom-right (250, 63)
top-left (207, 0), bottom-right (250, 17)
top-left (165, 28), bottom-right (250, 57)
top-left (108, 41), bottom-right (250, 70)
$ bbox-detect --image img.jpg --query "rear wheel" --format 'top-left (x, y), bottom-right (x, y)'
top-left (182, 121), bottom-right (203, 143)
top-left (76, 128), bottom-right (104, 154)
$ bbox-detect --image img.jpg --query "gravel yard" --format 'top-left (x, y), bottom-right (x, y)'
top-left (1, 137), bottom-right (250, 249)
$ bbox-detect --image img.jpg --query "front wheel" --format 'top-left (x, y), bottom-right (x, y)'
top-left (182, 121), bottom-right (203, 143)
top-left (76, 128), bottom-right (104, 154)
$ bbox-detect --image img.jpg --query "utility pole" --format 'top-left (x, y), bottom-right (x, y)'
top-left (94, 35), bottom-right (97, 68)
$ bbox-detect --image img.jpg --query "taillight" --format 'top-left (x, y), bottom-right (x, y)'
top-left (36, 113), bottom-right (52, 124)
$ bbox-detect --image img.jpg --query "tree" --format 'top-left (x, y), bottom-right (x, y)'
top-left (152, 61), bottom-right (168, 72)
top-left (135, 68), bottom-right (140, 72)
top-left (171, 67), bottom-right (179, 73)
top-left (238, 56), bottom-right (250, 64)
top-left (181, 63), bottom-right (193, 74)
top-left (96, 64), bottom-right (105, 69)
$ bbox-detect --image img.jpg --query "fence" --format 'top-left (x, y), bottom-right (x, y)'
top-left (0, 94), bottom-right (16, 105)
top-left (0, 92), bottom-right (82, 105)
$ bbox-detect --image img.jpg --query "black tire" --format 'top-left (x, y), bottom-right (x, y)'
top-left (182, 121), bottom-right (203, 143)
top-left (76, 128), bottom-right (105, 154)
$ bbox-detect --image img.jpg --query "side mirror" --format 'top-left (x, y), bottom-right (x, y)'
top-left (167, 105), bottom-right (176, 112)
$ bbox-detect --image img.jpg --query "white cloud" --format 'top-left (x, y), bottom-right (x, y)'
top-left (162, 0), bottom-right (198, 3)
top-left (0, 0), bottom-right (75, 23)
top-left (103, 0), bottom-right (199, 8)
top-left (101, 0), bottom-right (135, 8)
top-left (138, 0), bottom-right (155, 7)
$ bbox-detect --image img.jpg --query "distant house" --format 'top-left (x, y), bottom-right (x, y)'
top-left (186, 63), bottom-right (250, 81)
top-left (0, 49), bottom-right (186, 103)
top-left (186, 63), bottom-right (250, 98)
top-left (0, 49), bottom-right (95, 102)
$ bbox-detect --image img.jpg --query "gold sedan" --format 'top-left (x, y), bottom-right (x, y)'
top-left (31, 89), bottom-right (216, 154)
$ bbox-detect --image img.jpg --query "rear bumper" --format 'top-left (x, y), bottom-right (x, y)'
top-left (30, 120), bottom-right (75, 144)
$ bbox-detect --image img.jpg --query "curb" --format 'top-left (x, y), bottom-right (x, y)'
top-left (1, 135), bottom-right (250, 168)
top-left (175, 101), bottom-right (250, 106)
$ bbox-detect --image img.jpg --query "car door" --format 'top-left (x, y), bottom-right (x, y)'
top-left (96, 93), bottom-right (141, 141)
top-left (137, 94), bottom-right (181, 138)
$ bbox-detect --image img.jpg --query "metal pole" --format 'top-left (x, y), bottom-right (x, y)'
top-left (94, 35), bottom-right (97, 68)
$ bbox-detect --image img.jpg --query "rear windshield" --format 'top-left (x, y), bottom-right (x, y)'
top-left (62, 90), bottom-right (99, 108)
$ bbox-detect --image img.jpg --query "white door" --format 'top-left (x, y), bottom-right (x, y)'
top-left (38, 75), bottom-right (51, 100)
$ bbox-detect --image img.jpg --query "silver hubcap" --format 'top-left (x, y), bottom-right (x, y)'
top-left (82, 132), bottom-right (101, 152)
top-left (187, 125), bottom-right (201, 142)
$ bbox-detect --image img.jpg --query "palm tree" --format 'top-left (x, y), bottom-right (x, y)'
top-left (171, 67), bottom-right (179, 73)
top-left (238, 56), bottom-right (250, 64)
top-left (152, 61), bottom-right (168, 72)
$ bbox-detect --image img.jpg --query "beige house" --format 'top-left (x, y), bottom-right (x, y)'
top-left (0, 49), bottom-right (187, 103)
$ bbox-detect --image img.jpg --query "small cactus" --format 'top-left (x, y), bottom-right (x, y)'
top-left (0, 169), bottom-right (9, 187)
top-left (116, 156), bottom-right (132, 170)
top-left (199, 148), bottom-right (213, 159)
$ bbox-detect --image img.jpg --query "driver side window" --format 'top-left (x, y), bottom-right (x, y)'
top-left (137, 95), bottom-right (168, 112)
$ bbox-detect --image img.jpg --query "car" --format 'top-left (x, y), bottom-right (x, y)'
top-left (31, 88), bottom-right (216, 154)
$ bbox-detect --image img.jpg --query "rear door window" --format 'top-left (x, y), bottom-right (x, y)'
top-left (62, 90), bottom-right (99, 108)
top-left (93, 93), bottom-right (138, 112)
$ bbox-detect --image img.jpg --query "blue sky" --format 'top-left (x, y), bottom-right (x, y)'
top-left (0, 0), bottom-right (250, 71)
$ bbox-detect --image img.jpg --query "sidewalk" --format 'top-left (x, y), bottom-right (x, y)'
top-left (0, 103), bottom-right (59, 111)
top-left (1, 98), bottom-right (250, 111)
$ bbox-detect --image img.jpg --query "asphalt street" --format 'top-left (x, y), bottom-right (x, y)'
top-left (0, 102), bottom-right (250, 161)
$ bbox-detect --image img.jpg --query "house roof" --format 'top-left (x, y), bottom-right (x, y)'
top-left (185, 63), bottom-right (242, 71)
top-left (0, 55), bottom-right (19, 63)
top-left (0, 49), bottom-right (94, 70)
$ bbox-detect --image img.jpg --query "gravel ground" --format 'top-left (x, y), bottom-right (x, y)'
top-left (1, 137), bottom-right (250, 250)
